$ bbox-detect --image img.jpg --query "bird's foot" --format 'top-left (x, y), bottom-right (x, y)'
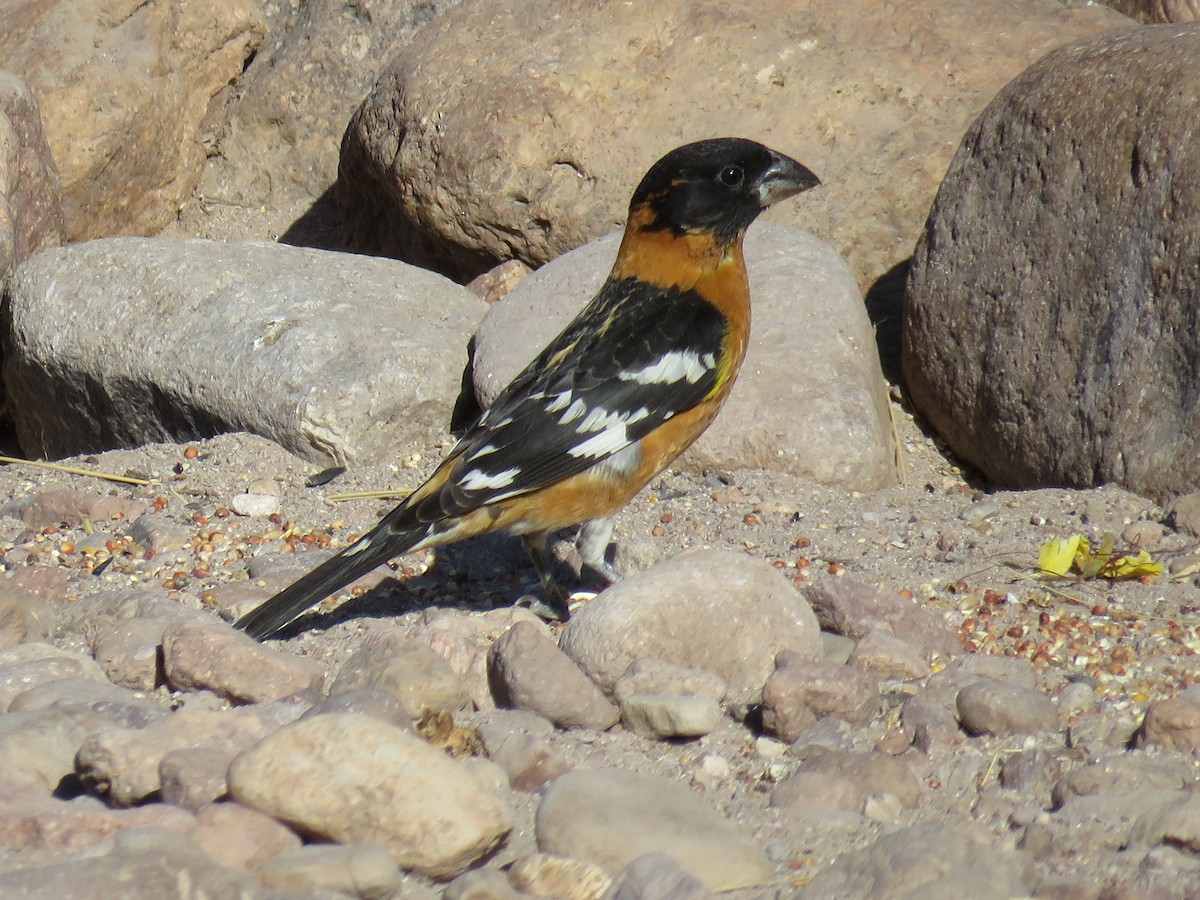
top-left (514, 592), bottom-right (570, 622)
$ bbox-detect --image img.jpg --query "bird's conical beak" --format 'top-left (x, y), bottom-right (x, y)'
top-left (756, 151), bottom-right (821, 208)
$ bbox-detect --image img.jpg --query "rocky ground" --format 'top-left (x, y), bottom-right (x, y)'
top-left (2, 236), bottom-right (1200, 896)
top-left (6, 2), bottom-right (1200, 898)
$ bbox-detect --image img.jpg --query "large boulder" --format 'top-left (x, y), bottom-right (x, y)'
top-left (197, 0), bottom-right (462, 233)
top-left (0, 0), bottom-right (265, 241)
top-left (903, 26), bottom-right (1200, 499)
top-left (336, 0), bottom-right (1129, 288)
top-left (4, 239), bottom-right (486, 464)
top-left (473, 224), bottom-right (896, 488)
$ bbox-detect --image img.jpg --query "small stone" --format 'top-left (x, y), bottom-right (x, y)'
top-left (691, 754), bottom-right (732, 792)
top-left (75, 708), bottom-right (268, 806)
top-left (619, 694), bottom-right (721, 740)
top-left (959, 499), bottom-right (1001, 526)
top-left (999, 748), bottom-right (1062, 794)
top-left (301, 688), bottom-right (413, 732)
top-left (9, 676), bottom-right (161, 716)
top-left (467, 258), bottom-right (532, 305)
top-left (1139, 694), bottom-right (1200, 753)
top-left (332, 630), bottom-right (470, 719)
top-left (535, 769), bottom-right (772, 890)
top-left (862, 792), bottom-right (905, 822)
top-left (0, 588), bottom-right (55, 649)
top-left (933, 653), bottom-right (1039, 690)
top-left (229, 712), bottom-right (512, 879)
top-left (162, 619), bottom-right (326, 703)
top-left (479, 722), bottom-right (571, 792)
top-left (802, 822), bottom-right (1034, 897)
top-left (507, 853), bottom-right (612, 899)
top-left (488, 621), bottom-right (618, 730)
top-left (761, 658), bottom-right (880, 742)
top-left (159, 747), bottom-right (234, 811)
top-left (770, 771), bottom-right (861, 812)
top-left (92, 618), bottom-right (171, 691)
top-left (612, 657), bottom-right (727, 706)
top-left (902, 690), bottom-right (963, 752)
top-left (1121, 520), bottom-right (1166, 549)
top-left (560, 549), bottom-right (822, 717)
top-left (1168, 492), bottom-right (1200, 537)
top-left (0, 825), bottom-right (264, 896)
top-left (0, 643), bottom-right (108, 711)
top-left (230, 492), bottom-right (281, 517)
top-left (127, 515), bottom-right (192, 554)
top-left (802, 574), bottom-right (959, 659)
top-left (190, 801), bottom-right (302, 870)
top-left (0, 707), bottom-right (103, 792)
top-left (1052, 754), bottom-right (1194, 809)
top-left (846, 628), bottom-right (930, 682)
top-left (1127, 793), bottom-right (1200, 853)
top-left (0, 781), bottom-right (195, 853)
top-left (1057, 681), bottom-right (1097, 716)
top-left (604, 851), bottom-right (713, 900)
top-left (252, 843), bottom-right (401, 899)
top-left (819, 631), bottom-right (857, 664)
top-left (957, 679), bottom-right (1059, 737)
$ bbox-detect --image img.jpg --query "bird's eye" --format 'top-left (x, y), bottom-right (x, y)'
top-left (718, 165), bottom-right (744, 188)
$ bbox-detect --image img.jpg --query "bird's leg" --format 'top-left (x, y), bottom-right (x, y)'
top-left (520, 532), bottom-right (571, 621)
top-left (577, 516), bottom-right (621, 585)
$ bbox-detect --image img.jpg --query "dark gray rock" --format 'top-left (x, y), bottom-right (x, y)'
top-left (904, 25), bottom-right (1200, 499)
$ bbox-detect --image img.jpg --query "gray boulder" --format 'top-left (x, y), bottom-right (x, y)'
top-left (5, 238), bottom-right (486, 464)
top-left (904, 25), bottom-right (1200, 499)
top-left (474, 224), bottom-right (896, 488)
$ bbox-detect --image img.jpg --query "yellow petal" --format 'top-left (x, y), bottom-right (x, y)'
top-left (1039, 534), bottom-right (1083, 576)
top-left (1102, 550), bottom-right (1164, 580)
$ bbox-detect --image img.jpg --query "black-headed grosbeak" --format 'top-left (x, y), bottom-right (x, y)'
top-left (236, 137), bottom-right (820, 640)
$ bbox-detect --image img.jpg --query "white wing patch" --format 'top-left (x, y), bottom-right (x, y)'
top-left (544, 391), bottom-right (572, 413)
top-left (460, 466), bottom-right (521, 491)
top-left (619, 350), bottom-right (712, 385)
top-left (568, 407), bottom-right (649, 459)
top-left (558, 397), bottom-right (588, 425)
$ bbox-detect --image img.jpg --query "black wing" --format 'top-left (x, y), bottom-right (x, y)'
top-left (410, 276), bottom-right (730, 522)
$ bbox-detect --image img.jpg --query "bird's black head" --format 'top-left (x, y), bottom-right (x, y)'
top-left (629, 138), bottom-right (820, 240)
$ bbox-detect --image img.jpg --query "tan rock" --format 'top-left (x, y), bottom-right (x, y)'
top-left (1141, 695), bottom-right (1200, 754)
top-left (0, 70), bottom-right (63, 289)
top-left (0, 0), bottom-right (265, 240)
top-left (332, 630), bottom-right (469, 718)
top-left (162, 619), bottom-right (327, 703)
top-left (560, 550), bottom-right (822, 715)
top-left (76, 708), bottom-right (268, 805)
top-left (0, 780), bottom-right (194, 853)
top-left (229, 712), bottom-right (513, 879)
top-left (190, 801), bottom-right (302, 871)
top-left (338, 0), bottom-right (1129, 291)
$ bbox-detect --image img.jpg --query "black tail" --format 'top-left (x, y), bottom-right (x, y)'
top-left (234, 522), bottom-right (424, 641)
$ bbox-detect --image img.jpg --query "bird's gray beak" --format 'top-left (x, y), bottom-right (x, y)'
top-left (757, 151), bottom-right (821, 207)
